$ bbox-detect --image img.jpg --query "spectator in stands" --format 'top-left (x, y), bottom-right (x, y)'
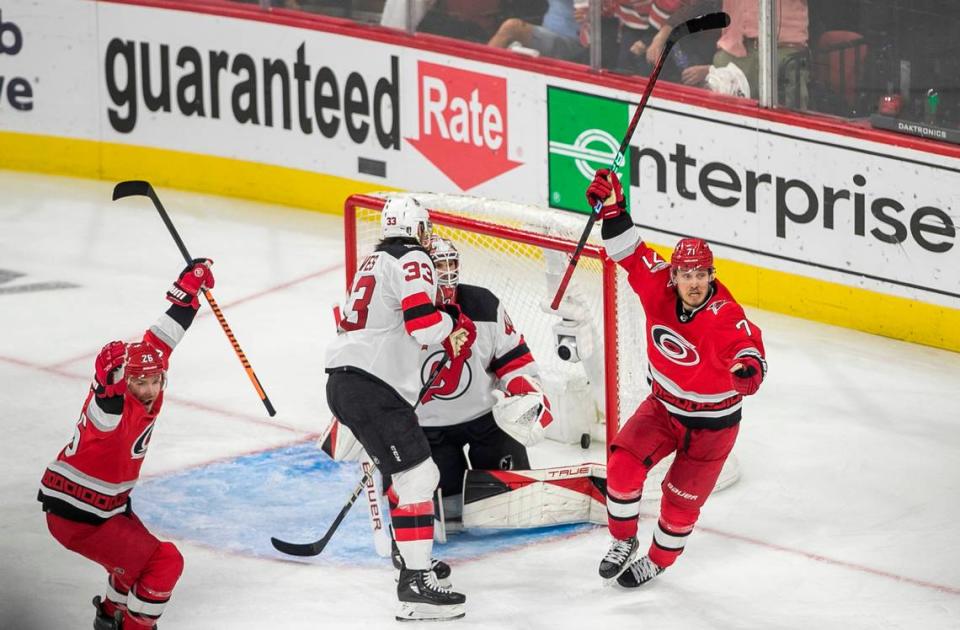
top-left (666, 0), bottom-right (809, 106)
top-left (381, 0), bottom-right (436, 30)
top-left (488, 0), bottom-right (584, 61)
top-left (644, 0), bottom-right (720, 82)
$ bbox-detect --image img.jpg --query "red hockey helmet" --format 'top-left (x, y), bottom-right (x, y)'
top-left (670, 238), bottom-right (714, 270)
top-left (125, 342), bottom-right (166, 379)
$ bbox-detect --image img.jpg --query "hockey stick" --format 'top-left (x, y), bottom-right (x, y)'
top-left (112, 180), bottom-right (277, 417)
top-left (270, 353), bottom-right (450, 557)
top-left (549, 11), bottom-right (731, 311)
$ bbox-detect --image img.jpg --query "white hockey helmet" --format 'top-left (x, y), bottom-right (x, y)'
top-left (381, 196), bottom-right (431, 246)
top-left (428, 235), bottom-right (459, 304)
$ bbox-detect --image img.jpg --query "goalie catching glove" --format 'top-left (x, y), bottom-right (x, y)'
top-left (493, 376), bottom-right (553, 446)
top-left (318, 416), bottom-right (366, 461)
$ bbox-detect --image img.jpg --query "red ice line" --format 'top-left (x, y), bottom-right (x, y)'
top-left (44, 264), bottom-right (342, 370)
top-left (3, 264), bottom-right (343, 436)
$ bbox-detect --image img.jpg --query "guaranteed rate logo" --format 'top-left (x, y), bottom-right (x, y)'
top-left (406, 62), bottom-right (522, 190)
top-left (103, 40), bottom-right (399, 150)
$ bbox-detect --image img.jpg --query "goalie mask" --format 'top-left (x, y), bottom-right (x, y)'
top-left (428, 235), bottom-right (460, 305)
top-left (381, 196), bottom-right (431, 247)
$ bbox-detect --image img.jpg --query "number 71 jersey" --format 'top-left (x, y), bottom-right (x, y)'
top-left (324, 241), bottom-right (453, 406)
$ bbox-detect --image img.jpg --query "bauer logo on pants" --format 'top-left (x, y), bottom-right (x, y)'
top-left (547, 87), bottom-right (630, 214)
top-left (406, 62), bottom-right (522, 190)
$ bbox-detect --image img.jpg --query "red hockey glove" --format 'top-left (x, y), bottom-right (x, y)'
top-left (731, 356), bottom-right (763, 396)
top-left (94, 340), bottom-right (127, 398)
top-left (166, 258), bottom-right (215, 309)
top-left (585, 168), bottom-right (626, 219)
top-left (440, 303), bottom-right (477, 358)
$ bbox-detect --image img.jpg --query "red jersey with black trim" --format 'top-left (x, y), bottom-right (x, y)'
top-left (38, 304), bottom-right (196, 524)
top-left (325, 239), bottom-right (454, 406)
top-left (602, 214), bottom-right (767, 428)
top-left (417, 284), bottom-right (539, 427)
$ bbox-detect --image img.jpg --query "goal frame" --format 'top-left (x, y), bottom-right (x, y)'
top-left (344, 193), bottom-right (623, 451)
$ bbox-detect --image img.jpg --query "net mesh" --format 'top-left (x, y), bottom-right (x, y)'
top-left (346, 192), bottom-right (649, 441)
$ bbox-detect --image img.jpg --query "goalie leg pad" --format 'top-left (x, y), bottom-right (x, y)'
top-left (462, 464), bottom-right (607, 529)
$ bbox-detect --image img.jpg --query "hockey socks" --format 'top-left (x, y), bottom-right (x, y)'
top-left (389, 496), bottom-right (435, 570)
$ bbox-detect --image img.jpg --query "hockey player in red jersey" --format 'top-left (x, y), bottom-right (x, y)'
top-left (586, 169), bottom-right (767, 588)
top-left (38, 259), bottom-right (214, 629)
top-left (325, 197), bottom-right (476, 621)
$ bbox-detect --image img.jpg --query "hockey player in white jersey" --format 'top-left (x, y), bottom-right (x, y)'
top-left (411, 236), bottom-right (554, 525)
top-left (325, 196), bottom-right (476, 621)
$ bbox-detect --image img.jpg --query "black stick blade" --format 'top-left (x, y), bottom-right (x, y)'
top-left (270, 536), bottom-right (325, 557)
top-left (670, 11), bottom-right (730, 44)
top-left (112, 180), bottom-right (152, 201)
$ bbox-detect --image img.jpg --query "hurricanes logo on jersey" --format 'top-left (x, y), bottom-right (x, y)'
top-left (650, 325), bottom-right (700, 366)
top-left (131, 423), bottom-right (155, 459)
top-left (420, 349), bottom-right (473, 403)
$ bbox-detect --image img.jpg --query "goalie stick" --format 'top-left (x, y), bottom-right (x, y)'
top-left (549, 11), bottom-right (731, 310)
top-left (112, 180), bottom-right (276, 417)
top-left (270, 353), bottom-right (450, 557)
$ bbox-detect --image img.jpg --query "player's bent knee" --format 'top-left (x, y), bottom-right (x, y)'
top-left (607, 448), bottom-right (647, 498)
top-left (154, 541), bottom-right (185, 581)
top-left (392, 458), bottom-right (440, 505)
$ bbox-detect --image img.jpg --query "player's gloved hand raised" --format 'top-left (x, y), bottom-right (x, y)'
top-left (166, 258), bottom-right (215, 309)
top-left (585, 169), bottom-right (626, 220)
top-left (440, 303), bottom-right (477, 358)
top-left (730, 356), bottom-right (764, 396)
top-left (94, 340), bottom-right (127, 398)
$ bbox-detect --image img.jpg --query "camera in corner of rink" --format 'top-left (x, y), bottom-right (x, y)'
top-left (554, 320), bottom-right (581, 363)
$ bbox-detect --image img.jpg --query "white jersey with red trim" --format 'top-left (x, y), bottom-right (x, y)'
top-left (325, 240), bottom-right (454, 406)
top-left (416, 284), bottom-right (538, 428)
top-left (38, 304), bottom-right (195, 524)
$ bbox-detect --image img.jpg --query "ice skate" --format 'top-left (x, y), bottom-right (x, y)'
top-left (598, 536), bottom-right (638, 580)
top-left (391, 537), bottom-right (453, 587)
top-left (616, 555), bottom-right (664, 588)
top-left (92, 596), bottom-right (121, 630)
top-left (396, 568), bottom-right (466, 621)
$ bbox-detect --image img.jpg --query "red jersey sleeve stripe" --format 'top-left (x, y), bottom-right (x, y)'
top-left (401, 292), bottom-right (433, 311)
top-left (404, 309), bottom-right (443, 334)
top-left (490, 342), bottom-right (534, 378)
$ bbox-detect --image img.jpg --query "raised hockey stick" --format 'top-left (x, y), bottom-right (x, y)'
top-left (270, 353), bottom-right (450, 557)
top-left (549, 11), bottom-right (731, 310)
top-left (112, 180), bottom-right (277, 417)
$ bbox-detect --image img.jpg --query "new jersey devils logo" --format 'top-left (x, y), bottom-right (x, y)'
top-left (421, 349), bottom-right (473, 403)
top-left (131, 423), bottom-right (155, 459)
top-left (650, 325), bottom-right (700, 366)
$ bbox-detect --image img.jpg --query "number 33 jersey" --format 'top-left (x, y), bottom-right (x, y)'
top-left (325, 241), bottom-right (454, 406)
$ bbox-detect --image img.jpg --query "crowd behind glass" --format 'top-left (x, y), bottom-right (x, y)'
top-left (224, 0), bottom-right (959, 143)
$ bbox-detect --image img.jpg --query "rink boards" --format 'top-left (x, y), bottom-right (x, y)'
top-left (0, 0), bottom-right (957, 352)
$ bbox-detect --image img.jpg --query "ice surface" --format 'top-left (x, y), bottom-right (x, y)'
top-left (1, 171), bottom-right (958, 629)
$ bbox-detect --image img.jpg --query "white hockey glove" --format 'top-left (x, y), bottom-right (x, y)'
top-left (317, 416), bottom-right (366, 462)
top-left (493, 376), bottom-right (554, 447)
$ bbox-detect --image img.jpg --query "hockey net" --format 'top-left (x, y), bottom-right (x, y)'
top-left (343, 193), bottom-right (739, 499)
